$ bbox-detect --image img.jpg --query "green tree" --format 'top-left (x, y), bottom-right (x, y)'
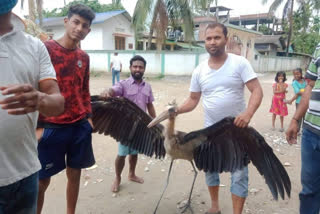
top-left (21, 0), bottom-right (43, 27)
top-left (133, 0), bottom-right (212, 50)
top-left (290, 2), bottom-right (320, 54)
top-left (262, 0), bottom-right (297, 56)
top-left (43, 0), bottom-right (124, 18)
top-left (251, 24), bottom-right (273, 35)
top-left (262, 0), bottom-right (320, 55)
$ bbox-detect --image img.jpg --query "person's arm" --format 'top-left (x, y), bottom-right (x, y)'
top-left (110, 62), bottom-right (113, 73)
top-left (0, 80), bottom-right (64, 116)
top-left (100, 81), bottom-right (123, 99)
top-left (177, 92), bottom-right (201, 114)
top-left (288, 82), bottom-right (303, 104)
top-left (273, 83), bottom-right (286, 94)
top-left (83, 60), bottom-right (92, 121)
top-left (287, 94), bottom-right (298, 104)
top-left (234, 78), bottom-right (263, 128)
top-left (286, 80), bottom-right (315, 144)
top-left (147, 102), bottom-right (156, 118)
top-left (100, 88), bottom-right (115, 98)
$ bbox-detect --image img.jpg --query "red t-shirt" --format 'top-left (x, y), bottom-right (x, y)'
top-left (39, 40), bottom-right (92, 125)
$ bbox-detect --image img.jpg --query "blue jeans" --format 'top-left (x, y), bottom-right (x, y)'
top-left (206, 166), bottom-right (248, 197)
top-left (0, 172), bottom-right (38, 214)
top-left (112, 68), bottom-right (120, 85)
top-left (300, 128), bottom-right (320, 214)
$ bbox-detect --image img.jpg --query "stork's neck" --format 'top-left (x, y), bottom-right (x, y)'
top-left (166, 117), bottom-right (176, 138)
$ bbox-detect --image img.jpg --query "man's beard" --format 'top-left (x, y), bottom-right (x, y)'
top-left (208, 48), bottom-right (224, 57)
top-left (131, 72), bottom-right (143, 80)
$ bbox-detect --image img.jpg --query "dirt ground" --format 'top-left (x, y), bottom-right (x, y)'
top-left (42, 72), bottom-right (302, 214)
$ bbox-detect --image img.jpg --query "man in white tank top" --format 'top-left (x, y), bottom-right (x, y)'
top-left (177, 23), bottom-right (263, 214)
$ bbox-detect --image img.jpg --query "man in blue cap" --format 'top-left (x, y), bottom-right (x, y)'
top-left (0, 1), bottom-right (64, 213)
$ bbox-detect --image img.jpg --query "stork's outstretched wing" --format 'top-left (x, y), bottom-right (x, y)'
top-left (183, 117), bottom-right (291, 200)
top-left (91, 96), bottom-right (165, 159)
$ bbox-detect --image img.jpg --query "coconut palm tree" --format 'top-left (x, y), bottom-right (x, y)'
top-left (262, 0), bottom-right (314, 55)
top-left (21, 0), bottom-right (43, 27)
top-left (133, 0), bottom-right (214, 50)
top-left (262, 0), bottom-right (295, 55)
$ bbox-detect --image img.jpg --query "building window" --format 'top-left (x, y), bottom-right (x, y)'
top-left (128, 43), bottom-right (133, 49)
top-left (115, 36), bottom-right (125, 50)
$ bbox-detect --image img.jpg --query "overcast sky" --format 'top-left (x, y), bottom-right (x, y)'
top-left (13, 0), bottom-right (286, 18)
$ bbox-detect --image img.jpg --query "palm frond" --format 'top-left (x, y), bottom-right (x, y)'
top-left (282, 0), bottom-right (292, 19)
top-left (166, 0), bottom-right (194, 42)
top-left (268, 0), bottom-right (285, 15)
top-left (154, 0), bottom-right (168, 47)
top-left (132, 0), bottom-right (155, 39)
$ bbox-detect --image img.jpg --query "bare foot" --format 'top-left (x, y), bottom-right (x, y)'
top-left (206, 205), bottom-right (220, 214)
top-left (205, 208), bottom-right (221, 214)
top-left (128, 175), bottom-right (144, 184)
top-left (111, 178), bottom-right (121, 193)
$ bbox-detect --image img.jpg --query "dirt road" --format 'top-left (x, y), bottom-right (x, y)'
top-left (42, 72), bottom-right (301, 214)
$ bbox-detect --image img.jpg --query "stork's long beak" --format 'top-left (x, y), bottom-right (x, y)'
top-left (147, 110), bottom-right (170, 128)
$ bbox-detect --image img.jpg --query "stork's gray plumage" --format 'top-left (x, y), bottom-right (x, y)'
top-left (91, 96), bottom-right (291, 214)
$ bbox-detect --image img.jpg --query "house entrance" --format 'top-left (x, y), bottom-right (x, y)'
top-left (115, 36), bottom-right (125, 50)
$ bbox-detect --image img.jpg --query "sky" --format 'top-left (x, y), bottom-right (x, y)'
top-left (13, 0), bottom-right (287, 18)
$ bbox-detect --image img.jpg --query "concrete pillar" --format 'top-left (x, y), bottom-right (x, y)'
top-left (257, 18), bottom-right (260, 31)
top-left (272, 17), bottom-right (275, 35)
top-left (143, 40), bottom-right (147, 50)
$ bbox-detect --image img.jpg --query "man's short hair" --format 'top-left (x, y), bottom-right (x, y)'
top-left (205, 23), bottom-right (228, 38)
top-left (130, 55), bottom-right (147, 67)
top-left (67, 4), bottom-right (95, 25)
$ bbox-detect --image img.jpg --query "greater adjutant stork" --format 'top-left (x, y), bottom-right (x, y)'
top-left (91, 96), bottom-right (291, 214)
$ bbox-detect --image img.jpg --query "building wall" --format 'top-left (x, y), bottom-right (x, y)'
top-left (251, 55), bottom-right (310, 73)
top-left (226, 28), bottom-right (257, 61)
top-left (44, 24), bottom-right (103, 50)
top-left (82, 24), bottom-right (103, 50)
top-left (42, 14), bottom-right (134, 51)
top-left (45, 25), bottom-right (64, 40)
top-left (102, 14), bottom-right (135, 50)
top-left (86, 50), bottom-right (310, 75)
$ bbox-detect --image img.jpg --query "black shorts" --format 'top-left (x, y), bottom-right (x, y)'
top-left (37, 121), bottom-right (95, 179)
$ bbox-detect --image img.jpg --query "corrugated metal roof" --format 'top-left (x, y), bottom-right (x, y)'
top-left (40, 10), bottom-right (128, 27)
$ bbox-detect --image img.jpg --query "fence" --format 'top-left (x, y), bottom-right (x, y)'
top-left (86, 50), bottom-right (310, 75)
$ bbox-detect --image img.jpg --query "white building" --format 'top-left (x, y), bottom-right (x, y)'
top-left (41, 10), bottom-right (135, 50)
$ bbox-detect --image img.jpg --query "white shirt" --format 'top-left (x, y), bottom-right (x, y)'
top-left (111, 55), bottom-right (122, 71)
top-left (0, 16), bottom-right (56, 186)
top-left (190, 53), bottom-right (257, 127)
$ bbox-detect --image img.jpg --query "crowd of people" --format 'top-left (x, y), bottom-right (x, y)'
top-left (0, 0), bottom-right (319, 213)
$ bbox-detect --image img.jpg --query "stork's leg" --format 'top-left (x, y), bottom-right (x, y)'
top-left (153, 160), bottom-right (174, 214)
top-left (180, 161), bottom-right (198, 214)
